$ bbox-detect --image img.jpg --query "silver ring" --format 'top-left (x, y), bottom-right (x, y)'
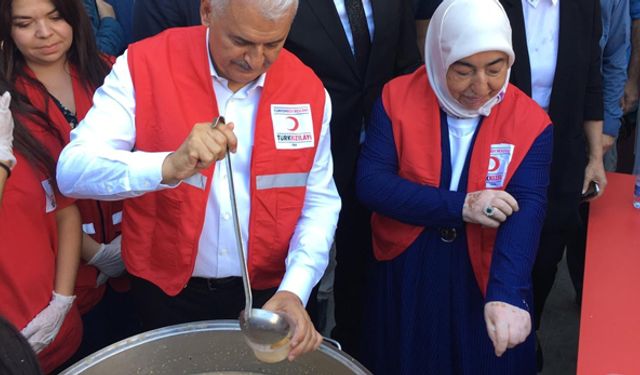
top-left (484, 206), bottom-right (495, 217)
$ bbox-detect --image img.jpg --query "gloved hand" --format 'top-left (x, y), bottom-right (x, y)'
top-left (21, 292), bottom-right (76, 353)
top-left (88, 235), bottom-right (125, 285)
top-left (0, 91), bottom-right (16, 168)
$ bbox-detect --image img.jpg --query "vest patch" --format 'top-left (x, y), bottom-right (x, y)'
top-left (271, 104), bottom-right (315, 149)
top-left (486, 143), bottom-right (515, 189)
top-left (112, 211), bottom-right (123, 225)
top-left (82, 223), bottom-right (96, 234)
top-left (41, 179), bottom-right (56, 213)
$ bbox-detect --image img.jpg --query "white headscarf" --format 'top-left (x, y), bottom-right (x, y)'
top-left (425, 0), bottom-right (515, 119)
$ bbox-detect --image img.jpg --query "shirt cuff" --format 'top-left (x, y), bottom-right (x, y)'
top-left (485, 283), bottom-right (530, 312)
top-left (603, 117), bottom-right (621, 137)
top-left (128, 151), bottom-right (176, 191)
top-left (277, 266), bottom-right (316, 306)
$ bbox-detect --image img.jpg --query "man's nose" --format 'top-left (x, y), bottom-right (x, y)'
top-left (245, 45), bottom-right (266, 68)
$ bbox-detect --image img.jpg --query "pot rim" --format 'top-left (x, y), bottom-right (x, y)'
top-left (60, 320), bottom-right (372, 375)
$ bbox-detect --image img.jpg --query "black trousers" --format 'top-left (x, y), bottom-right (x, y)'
top-left (130, 276), bottom-right (277, 331)
top-left (566, 202), bottom-right (590, 303)
top-left (532, 193), bottom-right (581, 330)
top-left (331, 182), bottom-right (373, 362)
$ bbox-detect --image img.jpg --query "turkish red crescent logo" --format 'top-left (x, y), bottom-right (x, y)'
top-left (286, 116), bottom-right (299, 131)
top-left (488, 156), bottom-right (500, 172)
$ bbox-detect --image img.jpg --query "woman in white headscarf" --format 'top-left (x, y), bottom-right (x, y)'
top-left (355, 0), bottom-right (553, 373)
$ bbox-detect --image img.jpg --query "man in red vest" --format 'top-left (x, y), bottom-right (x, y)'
top-left (57, 0), bottom-right (341, 361)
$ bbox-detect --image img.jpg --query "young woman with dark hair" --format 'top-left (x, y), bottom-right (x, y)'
top-left (0, 76), bottom-right (82, 374)
top-left (0, 0), bottom-right (127, 372)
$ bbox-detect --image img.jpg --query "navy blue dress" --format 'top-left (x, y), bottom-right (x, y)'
top-left (356, 99), bottom-right (553, 374)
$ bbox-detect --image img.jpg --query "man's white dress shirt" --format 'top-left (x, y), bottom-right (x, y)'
top-left (522, 0), bottom-right (560, 111)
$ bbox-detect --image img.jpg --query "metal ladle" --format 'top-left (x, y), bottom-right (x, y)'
top-left (211, 116), bottom-right (291, 347)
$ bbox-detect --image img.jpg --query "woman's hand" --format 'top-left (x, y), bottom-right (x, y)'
top-left (462, 190), bottom-right (519, 228)
top-left (96, 0), bottom-right (116, 19)
top-left (88, 235), bottom-right (125, 286)
top-left (0, 92), bottom-right (16, 169)
top-left (484, 301), bottom-right (531, 357)
top-left (21, 292), bottom-right (76, 353)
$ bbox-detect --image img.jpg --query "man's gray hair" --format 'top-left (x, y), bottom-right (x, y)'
top-left (209, 0), bottom-right (299, 21)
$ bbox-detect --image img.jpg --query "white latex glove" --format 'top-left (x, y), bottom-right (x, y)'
top-left (462, 190), bottom-right (519, 228)
top-left (21, 292), bottom-right (75, 353)
top-left (484, 301), bottom-right (532, 357)
top-left (88, 235), bottom-right (125, 285)
top-left (0, 91), bottom-right (16, 168)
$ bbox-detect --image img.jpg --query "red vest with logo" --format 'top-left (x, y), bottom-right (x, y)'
top-left (19, 64), bottom-right (125, 315)
top-left (12, 71), bottom-right (89, 373)
top-left (123, 26), bottom-right (326, 295)
top-left (372, 67), bottom-right (550, 295)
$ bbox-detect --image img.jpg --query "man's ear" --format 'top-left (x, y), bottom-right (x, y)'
top-left (200, 0), bottom-right (212, 26)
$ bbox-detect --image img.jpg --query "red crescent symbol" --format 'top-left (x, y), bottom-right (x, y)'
top-left (286, 116), bottom-right (300, 131)
top-left (488, 156), bottom-right (500, 172)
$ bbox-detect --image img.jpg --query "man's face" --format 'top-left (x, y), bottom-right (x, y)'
top-left (201, 0), bottom-right (294, 92)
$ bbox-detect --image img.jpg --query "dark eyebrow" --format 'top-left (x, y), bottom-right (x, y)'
top-left (452, 57), bottom-right (506, 69)
top-left (451, 61), bottom-right (474, 69)
top-left (486, 57), bottom-right (506, 67)
top-left (13, 8), bottom-right (59, 20)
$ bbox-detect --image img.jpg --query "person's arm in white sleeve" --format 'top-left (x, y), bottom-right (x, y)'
top-left (277, 90), bottom-right (340, 305)
top-left (57, 51), bottom-right (173, 200)
top-left (262, 90), bottom-right (340, 361)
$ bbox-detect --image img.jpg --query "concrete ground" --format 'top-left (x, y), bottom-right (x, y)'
top-left (539, 254), bottom-right (581, 375)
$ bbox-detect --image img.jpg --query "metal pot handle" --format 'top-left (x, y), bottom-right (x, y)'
top-left (322, 336), bottom-right (343, 351)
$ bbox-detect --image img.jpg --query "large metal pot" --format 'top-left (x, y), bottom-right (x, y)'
top-left (60, 321), bottom-right (372, 375)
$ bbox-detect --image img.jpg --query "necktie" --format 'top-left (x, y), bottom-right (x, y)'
top-left (344, 0), bottom-right (370, 77)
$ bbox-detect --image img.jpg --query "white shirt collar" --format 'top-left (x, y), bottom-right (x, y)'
top-left (525, 0), bottom-right (558, 8)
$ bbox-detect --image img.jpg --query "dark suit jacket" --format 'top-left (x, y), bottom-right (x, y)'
top-left (500, 0), bottom-right (603, 196)
top-left (285, 0), bottom-right (421, 194)
top-left (131, 0), bottom-right (201, 43)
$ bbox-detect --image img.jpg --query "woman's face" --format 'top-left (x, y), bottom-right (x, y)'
top-left (446, 51), bottom-right (509, 110)
top-left (10, 0), bottom-right (72, 69)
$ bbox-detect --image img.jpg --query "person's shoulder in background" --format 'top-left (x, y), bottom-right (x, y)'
top-left (131, 0), bottom-right (200, 43)
top-left (630, 0), bottom-right (640, 20)
top-left (413, 0), bottom-right (441, 20)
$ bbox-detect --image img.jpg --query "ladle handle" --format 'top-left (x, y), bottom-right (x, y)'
top-left (224, 149), bottom-right (253, 316)
top-left (213, 116), bottom-right (252, 316)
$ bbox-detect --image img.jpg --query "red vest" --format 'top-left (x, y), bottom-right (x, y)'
top-left (123, 26), bottom-right (327, 295)
top-left (10, 74), bottom-right (89, 373)
top-left (372, 67), bottom-right (550, 294)
top-left (18, 64), bottom-right (125, 315)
